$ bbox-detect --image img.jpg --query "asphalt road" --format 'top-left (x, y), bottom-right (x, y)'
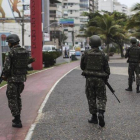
top-left (31, 68), bottom-right (140, 140)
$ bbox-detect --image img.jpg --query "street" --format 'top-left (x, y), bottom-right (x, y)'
top-left (30, 55), bottom-right (140, 140)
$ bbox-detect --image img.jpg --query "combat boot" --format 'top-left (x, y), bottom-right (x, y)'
top-left (125, 85), bottom-right (132, 91)
top-left (12, 115), bottom-right (22, 128)
top-left (98, 110), bottom-right (105, 127)
top-left (88, 114), bottom-right (98, 124)
top-left (136, 85), bottom-right (140, 93)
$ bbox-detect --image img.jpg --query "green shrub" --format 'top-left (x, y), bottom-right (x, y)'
top-left (43, 51), bottom-right (61, 67)
top-left (103, 47), bottom-right (116, 53)
top-left (110, 47), bottom-right (116, 52)
top-left (2, 51), bottom-right (62, 68)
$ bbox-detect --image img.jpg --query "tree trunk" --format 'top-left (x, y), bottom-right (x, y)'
top-left (119, 45), bottom-right (124, 58)
top-left (106, 43), bottom-right (110, 61)
top-left (107, 43), bottom-right (110, 56)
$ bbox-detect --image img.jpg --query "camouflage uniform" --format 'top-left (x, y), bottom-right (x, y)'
top-left (3, 45), bottom-right (29, 117)
top-left (81, 48), bottom-right (110, 114)
top-left (125, 44), bottom-right (140, 86)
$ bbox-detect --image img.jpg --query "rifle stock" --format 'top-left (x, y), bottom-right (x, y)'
top-left (106, 82), bottom-right (120, 103)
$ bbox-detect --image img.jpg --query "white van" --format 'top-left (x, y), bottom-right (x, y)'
top-left (43, 45), bottom-right (56, 52)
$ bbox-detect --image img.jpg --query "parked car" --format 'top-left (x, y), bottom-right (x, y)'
top-left (81, 48), bottom-right (85, 52)
top-left (69, 50), bottom-right (76, 58)
top-left (43, 45), bottom-right (56, 52)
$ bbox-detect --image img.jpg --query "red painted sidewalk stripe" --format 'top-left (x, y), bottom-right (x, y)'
top-left (0, 61), bottom-right (80, 140)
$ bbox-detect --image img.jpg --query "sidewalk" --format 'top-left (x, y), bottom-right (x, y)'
top-left (0, 61), bottom-right (80, 140)
top-left (30, 55), bottom-right (140, 140)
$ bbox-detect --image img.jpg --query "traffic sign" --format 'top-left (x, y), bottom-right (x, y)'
top-left (59, 19), bottom-right (74, 26)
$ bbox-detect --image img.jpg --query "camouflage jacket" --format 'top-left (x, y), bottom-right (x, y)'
top-left (3, 45), bottom-right (29, 83)
top-left (125, 45), bottom-right (140, 63)
top-left (80, 48), bottom-right (110, 77)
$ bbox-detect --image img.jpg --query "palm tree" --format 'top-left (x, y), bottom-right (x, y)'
top-left (88, 14), bottom-right (123, 56)
top-left (81, 11), bottom-right (127, 57)
top-left (131, 3), bottom-right (140, 12)
top-left (111, 12), bottom-right (128, 57)
top-left (126, 3), bottom-right (140, 39)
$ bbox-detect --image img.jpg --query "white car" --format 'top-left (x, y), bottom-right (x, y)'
top-left (43, 45), bottom-right (56, 52)
top-left (69, 50), bottom-right (76, 57)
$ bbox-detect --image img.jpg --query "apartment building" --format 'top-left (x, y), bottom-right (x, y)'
top-left (47, 1), bottom-right (63, 47)
top-left (114, 0), bottom-right (128, 14)
top-left (61, 0), bottom-right (93, 46)
top-left (94, 0), bottom-right (98, 12)
top-left (98, 0), bottom-right (114, 12)
top-left (98, 0), bottom-right (128, 14)
top-left (89, 0), bottom-right (94, 12)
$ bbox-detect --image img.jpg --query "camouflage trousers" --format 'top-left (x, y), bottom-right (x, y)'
top-left (6, 82), bottom-right (24, 117)
top-left (128, 63), bottom-right (140, 85)
top-left (85, 77), bottom-right (107, 114)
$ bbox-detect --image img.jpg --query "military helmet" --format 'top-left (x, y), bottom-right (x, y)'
top-left (6, 34), bottom-right (20, 44)
top-left (89, 35), bottom-right (101, 48)
top-left (130, 37), bottom-right (137, 44)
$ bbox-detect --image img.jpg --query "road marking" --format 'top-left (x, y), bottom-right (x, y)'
top-left (25, 66), bottom-right (79, 140)
top-left (0, 67), bottom-right (54, 90)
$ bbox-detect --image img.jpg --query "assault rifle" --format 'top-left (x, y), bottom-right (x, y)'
top-left (106, 82), bottom-right (120, 103)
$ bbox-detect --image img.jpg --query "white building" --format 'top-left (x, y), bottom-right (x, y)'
top-left (98, 0), bottom-right (128, 14)
top-left (0, 0), bottom-right (92, 50)
top-left (94, 0), bottom-right (99, 12)
top-left (62, 0), bottom-right (92, 46)
top-left (98, 0), bottom-right (114, 12)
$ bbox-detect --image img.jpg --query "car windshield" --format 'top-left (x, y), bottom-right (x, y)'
top-left (52, 47), bottom-right (55, 50)
top-left (43, 46), bottom-right (51, 51)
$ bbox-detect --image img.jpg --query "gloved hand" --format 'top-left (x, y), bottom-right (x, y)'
top-left (104, 75), bottom-right (109, 84)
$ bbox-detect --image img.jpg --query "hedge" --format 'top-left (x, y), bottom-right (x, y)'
top-left (1, 51), bottom-right (62, 68)
top-left (43, 51), bottom-right (61, 67)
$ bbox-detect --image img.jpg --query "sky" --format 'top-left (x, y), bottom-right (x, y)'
top-left (117, 0), bottom-right (140, 8)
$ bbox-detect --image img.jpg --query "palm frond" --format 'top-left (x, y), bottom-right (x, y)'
top-left (131, 3), bottom-right (140, 11)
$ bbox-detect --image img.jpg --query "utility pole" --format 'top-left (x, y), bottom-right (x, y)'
top-left (22, 3), bottom-right (25, 47)
top-left (72, 29), bottom-right (74, 46)
top-left (42, 0), bottom-right (50, 45)
top-left (0, 39), bottom-right (2, 74)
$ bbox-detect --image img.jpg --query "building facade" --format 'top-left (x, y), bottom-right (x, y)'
top-left (98, 0), bottom-right (114, 12)
top-left (98, 0), bottom-right (128, 14)
top-left (61, 0), bottom-right (92, 46)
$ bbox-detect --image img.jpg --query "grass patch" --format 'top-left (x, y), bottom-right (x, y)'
top-left (27, 70), bottom-right (38, 75)
top-left (0, 61), bottom-right (75, 87)
top-left (55, 62), bottom-right (68, 66)
top-left (0, 81), bottom-right (7, 87)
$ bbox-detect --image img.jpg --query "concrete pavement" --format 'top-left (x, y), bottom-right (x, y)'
top-left (30, 55), bottom-right (140, 140)
top-left (0, 54), bottom-right (139, 140)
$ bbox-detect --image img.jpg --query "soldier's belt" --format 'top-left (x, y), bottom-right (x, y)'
top-left (82, 71), bottom-right (108, 78)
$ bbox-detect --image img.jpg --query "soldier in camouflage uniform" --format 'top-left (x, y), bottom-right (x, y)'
top-left (80, 35), bottom-right (110, 127)
top-left (2, 34), bottom-right (29, 128)
top-left (125, 37), bottom-right (140, 93)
